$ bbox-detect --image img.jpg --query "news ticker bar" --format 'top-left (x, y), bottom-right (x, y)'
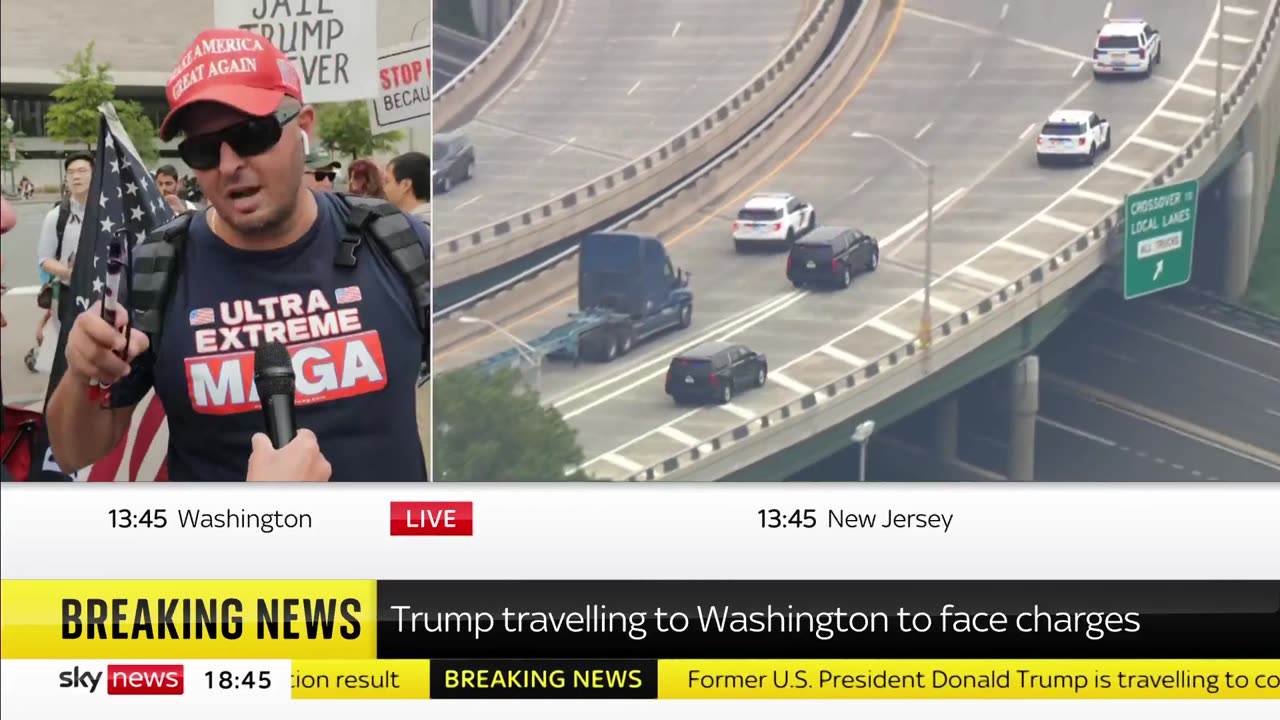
top-left (2, 580), bottom-right (1277, 660)
top-left (2, 659), bottom-right (1278, 701)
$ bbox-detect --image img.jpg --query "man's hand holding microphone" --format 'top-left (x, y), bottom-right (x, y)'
top-left (247, 341), bottom-right (331, 482)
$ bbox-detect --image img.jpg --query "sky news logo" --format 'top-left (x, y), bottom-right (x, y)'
top-left (58, 664), bottom-right (185, 695)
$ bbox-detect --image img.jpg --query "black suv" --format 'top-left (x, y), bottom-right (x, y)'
top-left (785, 226), bottom-right (879, 289)
top-left (665, 342), bottom-right (768, 405)
top-left (433, 130), bottom-right (475, 194)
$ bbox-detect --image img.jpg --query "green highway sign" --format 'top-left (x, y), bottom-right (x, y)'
top-left (1123, 179), bottom-right (1199, 300)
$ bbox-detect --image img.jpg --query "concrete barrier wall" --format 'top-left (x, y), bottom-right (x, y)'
top-left (434, 0), bottom-right (550, 132)
top-left (636, 0), bottom-right (1280, 483)
top-left (435, 0), bottom-right (846, 287)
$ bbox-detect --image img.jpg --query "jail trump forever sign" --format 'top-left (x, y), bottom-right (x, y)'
top-left (215, 0), bottom-right (379, 104)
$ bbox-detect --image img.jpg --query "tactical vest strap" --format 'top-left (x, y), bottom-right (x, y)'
top-left (131, 213), bottom-right (193, 340)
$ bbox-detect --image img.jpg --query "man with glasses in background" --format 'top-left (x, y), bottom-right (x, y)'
top-left (304, 154), bottom-right (341, 192)
top-left (44, 28), bottom-right (430, 482)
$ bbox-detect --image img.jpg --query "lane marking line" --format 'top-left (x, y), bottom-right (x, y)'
top-left (719, 402), bottom-right (757, 420)
top-left (601, 453), bottom-right (644, 473)
top-left (1086, 311), bottom-right (1280, 384)
top-left (1210, 32), bottom-right (1255, 44)
top-left (1071, 188), bottom-right (1123, 205)
top-left (820, 345), bottom-right (866, 366)
top-left (658, 426), bottom-right (700, 446)
top-left (1130, 135), bottom-right (1183, 153)
top-left (1224, 6), bottom-right (1259, 16)
top-left (1157, 303), bottom-right (1280, 350)
top-left (1035, 213), bottom-right (1089, 233)
top-left (1156, 108), bottom-right (1210, 125)
top-left (996, 239), bottom-right (1050, 259)
top-left (968, 62), bottom-right (982, 79)
top-left (912, 291), bottom-right (961, 314)
top-left (1194, 57), bottom-right (1244, 71)
top-left (1039, 416), bottom-right (1118, 447)
top-left (627, 80), bottom-right (643, 96)
top-left (954, 264), bottom-right (1008, 287)
top-left (915, 121), bottom-right (934, 139)
top-left (1103, 161), bottom-right (1152, 178)
top-left (869, 317), bottom-right (916, 341)
top-left (672, 21), bottom-right (682, 37)
top-left (769, 372), bottom-right (813, 394)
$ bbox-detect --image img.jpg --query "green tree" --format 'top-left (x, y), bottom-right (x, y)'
top-left (45, 42), bottom-right (159, 165)
top-left (314, 101), bottom-right (404, 164)
top-left (434, 367), bottom-right (590, 482)
top-left (0, 102), bottom-right (21, 174)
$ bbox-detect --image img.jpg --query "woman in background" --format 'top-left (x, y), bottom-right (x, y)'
top-left (347, 158), bottom-right (386, 199)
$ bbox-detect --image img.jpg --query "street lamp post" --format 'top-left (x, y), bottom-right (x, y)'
top-left (851, 420), bottom-right (876, 482)
top-left (458, 316), bottom-right (542, 391)
top-left (850, 131), bottom-right (934, 348)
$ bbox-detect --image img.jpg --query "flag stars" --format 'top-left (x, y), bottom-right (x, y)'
top-left (100, 217), bottom-right (115, 233)
top-left (110, 159), bottom-right (120, 174)
top-left (125, 182), bottom-right (138, 196)
top-left (92, 277), bottom-right (104, 296)
top-left (130, 206), bottom-right (145, 222)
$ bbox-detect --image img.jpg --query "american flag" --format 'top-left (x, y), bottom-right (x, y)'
top-left (33, 103), bottom-right (178, 482)
top-left (189, 307), bottom-right (215, 326)
top-left (335, 285), bottom-right (363, 304)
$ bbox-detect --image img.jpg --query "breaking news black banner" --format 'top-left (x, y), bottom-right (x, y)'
top-left (375, 580), bottom-right (1280, 660)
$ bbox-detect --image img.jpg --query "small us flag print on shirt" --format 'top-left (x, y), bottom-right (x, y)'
top-left (335, 285), bottom-right (362, 304)
top-left (189, 307), bottom-right (215, 326)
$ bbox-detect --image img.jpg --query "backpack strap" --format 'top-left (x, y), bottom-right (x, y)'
top-left (334, 193), bottom-right (432, 381)
top-left (54, 198), bottom-right (71, 262)
top-left (131, 212), bottom-right (195, 348)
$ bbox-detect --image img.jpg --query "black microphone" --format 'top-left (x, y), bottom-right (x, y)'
top-left (254, 342), bottom-right (297, 449)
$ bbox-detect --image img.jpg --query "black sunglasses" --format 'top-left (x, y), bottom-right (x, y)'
top-left (309, 170), bottom-right (336, 182)
top-left (177, 107), bottom-right (301, 171)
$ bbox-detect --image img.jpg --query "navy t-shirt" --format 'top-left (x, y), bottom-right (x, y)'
top-left (113, 191), bottom-right (428, 481)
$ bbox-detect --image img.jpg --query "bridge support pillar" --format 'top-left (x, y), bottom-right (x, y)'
top-left (1007, 355), bottom-right (1039, 482)
top-left (1222, 151), bottom-right (1256, 300)
top-left (934, 395), bottom-right (959, 462)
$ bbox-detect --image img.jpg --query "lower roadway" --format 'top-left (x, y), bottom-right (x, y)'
top-left (803, 291), bottom-right (1280, 482)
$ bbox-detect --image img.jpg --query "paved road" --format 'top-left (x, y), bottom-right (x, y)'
top-left (434, 25), bottom-right (487, 90)
top-left (434, 0), bottom-right (808, 239)
top-left (825, 291), bottom-right (1280, 482)
top-left (437, 0), bottom-right (1251, 480)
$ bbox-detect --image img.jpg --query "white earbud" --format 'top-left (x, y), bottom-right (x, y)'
top-left (301, 131), bottom-right (310, 156)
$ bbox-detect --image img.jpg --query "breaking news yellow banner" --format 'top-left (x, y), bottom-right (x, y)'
top-left (1, 580), bottom-right (377, 659)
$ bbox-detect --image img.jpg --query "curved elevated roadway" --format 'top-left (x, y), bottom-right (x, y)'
top-left (434, 0), bottom-right (810, 240)
top-left (440, 0), bottom-right (1262, 480)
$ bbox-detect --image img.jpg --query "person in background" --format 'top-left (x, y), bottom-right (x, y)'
top-left (32, 152), bottom-right (92, 374)
top-left (155, 165), bottom-right (198, 213)
top-left (385, 151), bottom-right (431, 224)
top-left (303, 152), bottom-right (340, 192)
top-left (347, 158), bottom-right (385, 199)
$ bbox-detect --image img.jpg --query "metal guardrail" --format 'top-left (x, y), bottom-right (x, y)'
top-left (624, 0), bottom-right (1280, 482)
top-left (435, 0), bottom-right (878, 333)
top-left (434, 0), bottom-right (844, 286)
top-left (434, 0), bottom-right (543, 132)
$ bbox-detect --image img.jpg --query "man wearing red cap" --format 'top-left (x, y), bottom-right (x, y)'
top-left (45, 29), bottom-right (430, 482)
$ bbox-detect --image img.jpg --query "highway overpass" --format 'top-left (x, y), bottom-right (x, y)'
top-left (435, 0), bottom-right (1280, 482)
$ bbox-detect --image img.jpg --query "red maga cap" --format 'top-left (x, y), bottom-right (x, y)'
top-left (160, 28), bottom-right (303, 141)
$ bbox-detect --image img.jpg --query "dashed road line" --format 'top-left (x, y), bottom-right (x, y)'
top-left (658, 426), bottom-right (700, 446)
top-left (1156, 108), bottom-right (1209, 125)
top-left (820, 345), bottom-right (866, 366)
top-left (1036, 213), bottom-right (1089, 233)
top-left (997, 240), bottom-right (1050, 259)
top-left (1103, 161), bottom-right (1152, 178)
top-left (869, 318), bottom-right (915, 341)
top-left (954, 264), bottom-right (1008, 287)
top-left (601, 453), bottom-right (644, 473)
top-left (1071, 188), bottom-right (1122, 205)
top-left (769, 372), bottom-right (813, 394)
top-left (912, 291), bottom-right (961, 315)
top-left (719, 402), bottom-right (757, 421)
top-left (1130, 135), bottom-right (1182, 153)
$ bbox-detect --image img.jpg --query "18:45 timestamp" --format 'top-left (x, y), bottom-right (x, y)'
top-left (207, 670), bottom-right (272, 691)
top-left (758, 508), bottom-right (817, 529)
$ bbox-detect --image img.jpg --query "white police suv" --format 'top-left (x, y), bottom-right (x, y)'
top-left (1036, 110), bottom-right (1112, 166)
top-left (1093, 19), bottom-right (1162, 77)
top-left (731, 193), bottom-right (816, 252)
